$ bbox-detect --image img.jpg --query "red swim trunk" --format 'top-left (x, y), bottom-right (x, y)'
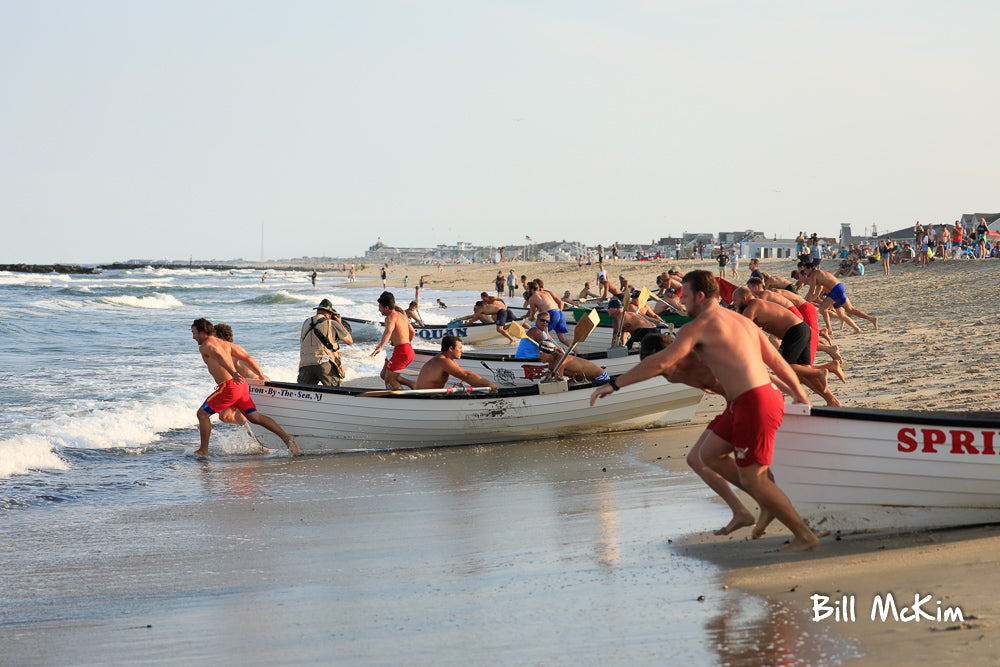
top-left (708, 382), bottom-right (785, 467)
top-left (386, 343), bottom-right (414, 372)
top-left (202, 379), bottom-right (257, 415)
top-left (793, 302), bottom-right (819, 365)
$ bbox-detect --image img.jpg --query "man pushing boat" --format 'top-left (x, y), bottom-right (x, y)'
top-left (591, 270), bottom-right (819, 552)
top-left (190, 318), bottom-right (298, 457)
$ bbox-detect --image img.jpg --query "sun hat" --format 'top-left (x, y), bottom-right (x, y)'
top-left (315, 298), bottom-right (338, 315)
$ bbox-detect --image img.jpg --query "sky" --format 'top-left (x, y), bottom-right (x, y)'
top-left (2, 1), bottom-right (999, 264)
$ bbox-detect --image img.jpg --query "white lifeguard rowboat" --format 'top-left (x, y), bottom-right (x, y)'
top-left (245, 378), bottom-right (704, 454)
top-left (772, 404), bottom-right (1000, 533)
top-left (343, 316), bottom-right (510, 346)
top-left (408, 347), bottom-right (643, 388)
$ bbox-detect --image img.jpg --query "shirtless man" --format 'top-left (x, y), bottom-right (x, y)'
top-left (638, 333), bottom-right (764, 536)
top-left (405, 300), bottom-right (424, 327)
top-left (607, 298), bottom-right (661, 350)
top-left (536, 340), bottom-right (610, 384)
top-left (526, 280), bottom-right (570, 346)
top-left (190, 318), bottom-right (297, 457)
top-left (578, 281), bottom-right (600, 301)
top-left (592, 271), bottom-right (819, 552)
top-left (456, 301), bottom-right (518, 344)
top-left (212, 322), bottom-right (269, 425)
top-left (415, 335), bottom-right (497, 391)
top-left (732, 288), bottom-right (842, 406)
top-left (937, 224), bottom-right (951, 262)
top-left (479, 294), bottom-right (517, 343)
top-left (763, 272), bottom-right (797, 293)
top-left (371, 291), bottom-right (416, 390)
top-left (802, 263), bottom-right (878, 334)
top-left (746, 278), bottom-right (841, 365)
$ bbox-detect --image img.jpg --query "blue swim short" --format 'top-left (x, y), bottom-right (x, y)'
top-left (826, 282), bottom-right (847, 308)
top-left (547, 308), bottom-right (568, 334)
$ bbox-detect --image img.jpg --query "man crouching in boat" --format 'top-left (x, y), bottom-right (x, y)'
top-left (191, 318), bottom-right (298, 457)
top-left (591, 270), bottom-right (819, 552)
top-left (536, 340), bottom-right (609, 384)
top-left (416, 335), bottom-right (497, 392)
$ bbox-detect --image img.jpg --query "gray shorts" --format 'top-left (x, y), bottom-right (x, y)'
top-left (297, 361), bottom-right (341, 387)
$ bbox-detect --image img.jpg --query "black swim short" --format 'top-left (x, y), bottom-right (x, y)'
top-left (627, 327), bottom-right (658, 351)
top-left (779, 321), bottom-right (812, 366)
top-left (495, 308), bottom-right (511, 326)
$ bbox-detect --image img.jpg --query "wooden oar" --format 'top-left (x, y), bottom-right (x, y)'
top-left (611, 288), bottom-right (632, 348)
top-left (544, 309), bottom-right (600, 382)
top-left (506, 319), bottom-right (527, 339)
top-left (359, 386), bottom-right (496, 398)
top-left (635, 286), bottom-right (651, 311)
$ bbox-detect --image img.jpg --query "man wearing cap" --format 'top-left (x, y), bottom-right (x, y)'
top-left (536, 340), bottom-right (610, 384)
top-left (607, 298), bottom-right (661, 350)
top-left (299, 298), bottom-right (354, 386)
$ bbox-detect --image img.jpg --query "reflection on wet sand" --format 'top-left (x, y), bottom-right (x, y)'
top-left (706, 592), bottom-right (863, 666)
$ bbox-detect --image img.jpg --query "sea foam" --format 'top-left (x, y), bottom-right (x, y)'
top-left (0, 435), bottom-right (70, 478)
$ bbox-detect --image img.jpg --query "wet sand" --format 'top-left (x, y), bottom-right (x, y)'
top-left (355, 256), bottom-right (1000, 664)
top-left (1, 422), bottom-right (858, 665)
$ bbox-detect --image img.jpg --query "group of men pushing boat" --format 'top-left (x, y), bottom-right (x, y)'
top-left (189, 264), bottom-right (879, 552)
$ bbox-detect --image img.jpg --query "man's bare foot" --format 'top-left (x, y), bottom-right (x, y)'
top-left (778, 534), bottom-right (820, 552)
top-left (822, 361), bottom-right (847, 383)
top-left (752, 509), bottom-right (775, 539)
top-left (872, 316), bottom-right (879, 331)
top-left (194, 447), bottom-right (209, 457)
top-left (285, 436), bottom-right (299, 456)
top-left (828, 344), bottom-right (841, 363)
top-left (714, 510), bottom-right (756, 536)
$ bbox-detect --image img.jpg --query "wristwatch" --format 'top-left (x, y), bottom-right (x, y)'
top-left (609, 377), bottom-right (620, 391)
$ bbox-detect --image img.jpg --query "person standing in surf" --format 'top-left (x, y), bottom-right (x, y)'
top-left (191, 318), bottom-right (298, 457)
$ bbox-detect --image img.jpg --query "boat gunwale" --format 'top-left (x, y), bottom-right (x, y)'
top-left (254, 378), bottom-right (613, 400)
top-left (809, 406), bottom-right (1000, 428)
top-left (342, 316), bottom-right (524, 332)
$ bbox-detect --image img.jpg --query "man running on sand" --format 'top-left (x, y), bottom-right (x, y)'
top-left (591, 270), bottom-right (820, 552)
top-left (191, 318), bottom-right (297, 457)
top-left (802, 264), bottom-right (878, 335)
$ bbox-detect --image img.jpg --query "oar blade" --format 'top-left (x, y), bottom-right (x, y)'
top-left (507, 320), bottom-right (527, 339)
top-left (636, 287), bottom-right (651, 310)
top-left (572, 308), bottom-right (600, 344)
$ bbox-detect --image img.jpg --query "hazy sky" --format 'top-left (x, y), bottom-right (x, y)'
top-left (2, 1), bottom-right (998, 264)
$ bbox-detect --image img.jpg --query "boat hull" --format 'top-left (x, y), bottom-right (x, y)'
top-left (246, 378), bottom-right (704, 454)
top-left (772, 405), bottom-right (1000, 533)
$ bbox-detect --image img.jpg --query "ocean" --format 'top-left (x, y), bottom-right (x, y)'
top-left (0, 267), bottom-right (856, 665)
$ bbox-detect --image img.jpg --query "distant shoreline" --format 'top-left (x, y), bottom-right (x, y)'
top-left (0, 263), bottom-right (333, 275)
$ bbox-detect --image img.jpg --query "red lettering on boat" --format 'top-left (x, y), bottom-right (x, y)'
top-left (921, 429), bottom-right (946, 453)
top-left (949, 430), bottom-right (978, 455)
top-left (897, 427), bottom-right (917, 453)
top-left (984, 431), bottom-right (997, 456)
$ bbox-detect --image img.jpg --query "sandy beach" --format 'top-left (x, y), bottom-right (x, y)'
top-left (349, 256), bottom-right (1000, 664)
